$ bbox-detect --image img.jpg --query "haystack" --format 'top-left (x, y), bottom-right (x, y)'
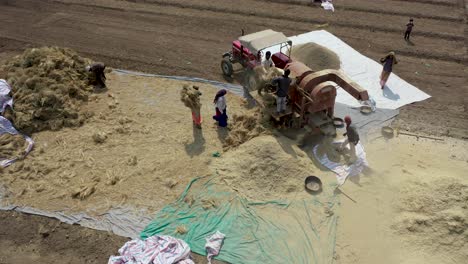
top-left (0, 47), bottom-right (93, 134)
top-left (223, 111), bottom-right (269, 151)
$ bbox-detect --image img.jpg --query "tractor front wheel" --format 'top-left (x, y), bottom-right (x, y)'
top-left (221, 58), bottom-right (233, 76)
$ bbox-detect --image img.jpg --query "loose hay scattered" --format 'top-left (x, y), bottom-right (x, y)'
top-left (106, 170), bottom-right (121, 186)
top-left (0, 47), bottom-right (94, 134)
top-left (184, 195), bottom-right (195, 207)
top-left (71, 184), bottom-right (96, 200)
top-left (291, 43), bottom-right (341, 71)
top-left (175, 225), bottom-right (188, 234)
top-left (164, 179), bottom-right (179, 189)
top-left (223, 112), bottom-right (269, 151)
top-left (0, 134), bottom-right (27, 160)
top-left (201, 198), bottom-right (217, 210)
top-left (92, 131), bottom-right (107, 144)
top-left (127, 156), bottom-right (138, 166)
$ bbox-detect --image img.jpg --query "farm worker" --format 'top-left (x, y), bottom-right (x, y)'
top-left (212, 89), bottom-right (228, 127)
top-left (404, 18), bottom-right (414, 41)
top-left (262, 51), bottom-right (275, 68)
top-left (272, 69), bottom-right (291, 115)
top-left (86, 62), bottom-right (107, 88)
top-left (256, 51), bottom-right (263, 66)
top-left (180, 85), bottom-right (202, 128)
top-left (379, 52), bottom-right (398, 89)
top-left (340, 116), bottom-right (360, 163)
top-left (190, 86), bottom-right (202, 128)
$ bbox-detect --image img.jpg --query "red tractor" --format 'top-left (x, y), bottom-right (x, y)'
top-left (221, 29), bottom-right (292, 76)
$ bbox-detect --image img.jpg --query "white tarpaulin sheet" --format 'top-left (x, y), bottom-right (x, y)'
top-left (321, 1), bottom-right (335, 12)
top-left (0, 79), bottom-right (13, 113)
top-left (312, 140), bottom-right (368, 185)
top-left (108, 235), bottom-right (194, 264)
top-left (0, 116), bottom-right (34, 167)
top-left (264, 30), bottom-right (431, 109)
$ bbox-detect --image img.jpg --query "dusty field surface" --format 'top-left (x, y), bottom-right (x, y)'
top-left (0, 0), bottom-right (467, 138)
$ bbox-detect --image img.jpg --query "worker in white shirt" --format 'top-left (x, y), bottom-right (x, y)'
top-left (262, 51), bottom-right (275, 68)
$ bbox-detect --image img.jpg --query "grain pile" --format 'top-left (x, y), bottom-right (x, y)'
top-left (392, 177), bottom-right (468, 262)
top-left (213, 135), bottom-right (317, 201)
top-left (291, 43), bottom-right (340, 71)
top-left (0, 47), bottom-right (93, 134)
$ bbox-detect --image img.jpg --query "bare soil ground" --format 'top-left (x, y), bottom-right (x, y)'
top-left (0, 0), bottom-right (466, 138)
top-left (0, 211), bottom-right (127, 264)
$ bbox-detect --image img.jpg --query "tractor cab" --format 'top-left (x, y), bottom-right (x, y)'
top-left (221, 29), bottom-right (292, 76)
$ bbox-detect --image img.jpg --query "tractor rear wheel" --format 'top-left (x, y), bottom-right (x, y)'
top-left (221, 58), bottom-right (233, 76)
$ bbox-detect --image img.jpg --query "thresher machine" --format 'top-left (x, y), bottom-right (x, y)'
top-left (221, 29), bottom-right (369, 134)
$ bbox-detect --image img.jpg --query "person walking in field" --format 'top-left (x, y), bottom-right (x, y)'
top-left (404, 18), bottom-right (414, 41)
top-left (213, 89), bottom-right (228, 127)
top-left (379, 51), bottom-right (398, 89)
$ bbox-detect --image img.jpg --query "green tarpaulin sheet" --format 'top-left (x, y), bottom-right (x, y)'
top-left (141, 177), bottom-right (339, 264)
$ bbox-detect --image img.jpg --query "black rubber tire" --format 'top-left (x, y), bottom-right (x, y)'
top-left (221, 58), bottom-right (233, 76)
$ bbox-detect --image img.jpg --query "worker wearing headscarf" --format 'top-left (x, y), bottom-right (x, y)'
top-left (340, 116), bottom-right (360, 163)
top-left (213, 89), bottom-right (228, 127)
top-left (379, 52), bottom-right (398, 89)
